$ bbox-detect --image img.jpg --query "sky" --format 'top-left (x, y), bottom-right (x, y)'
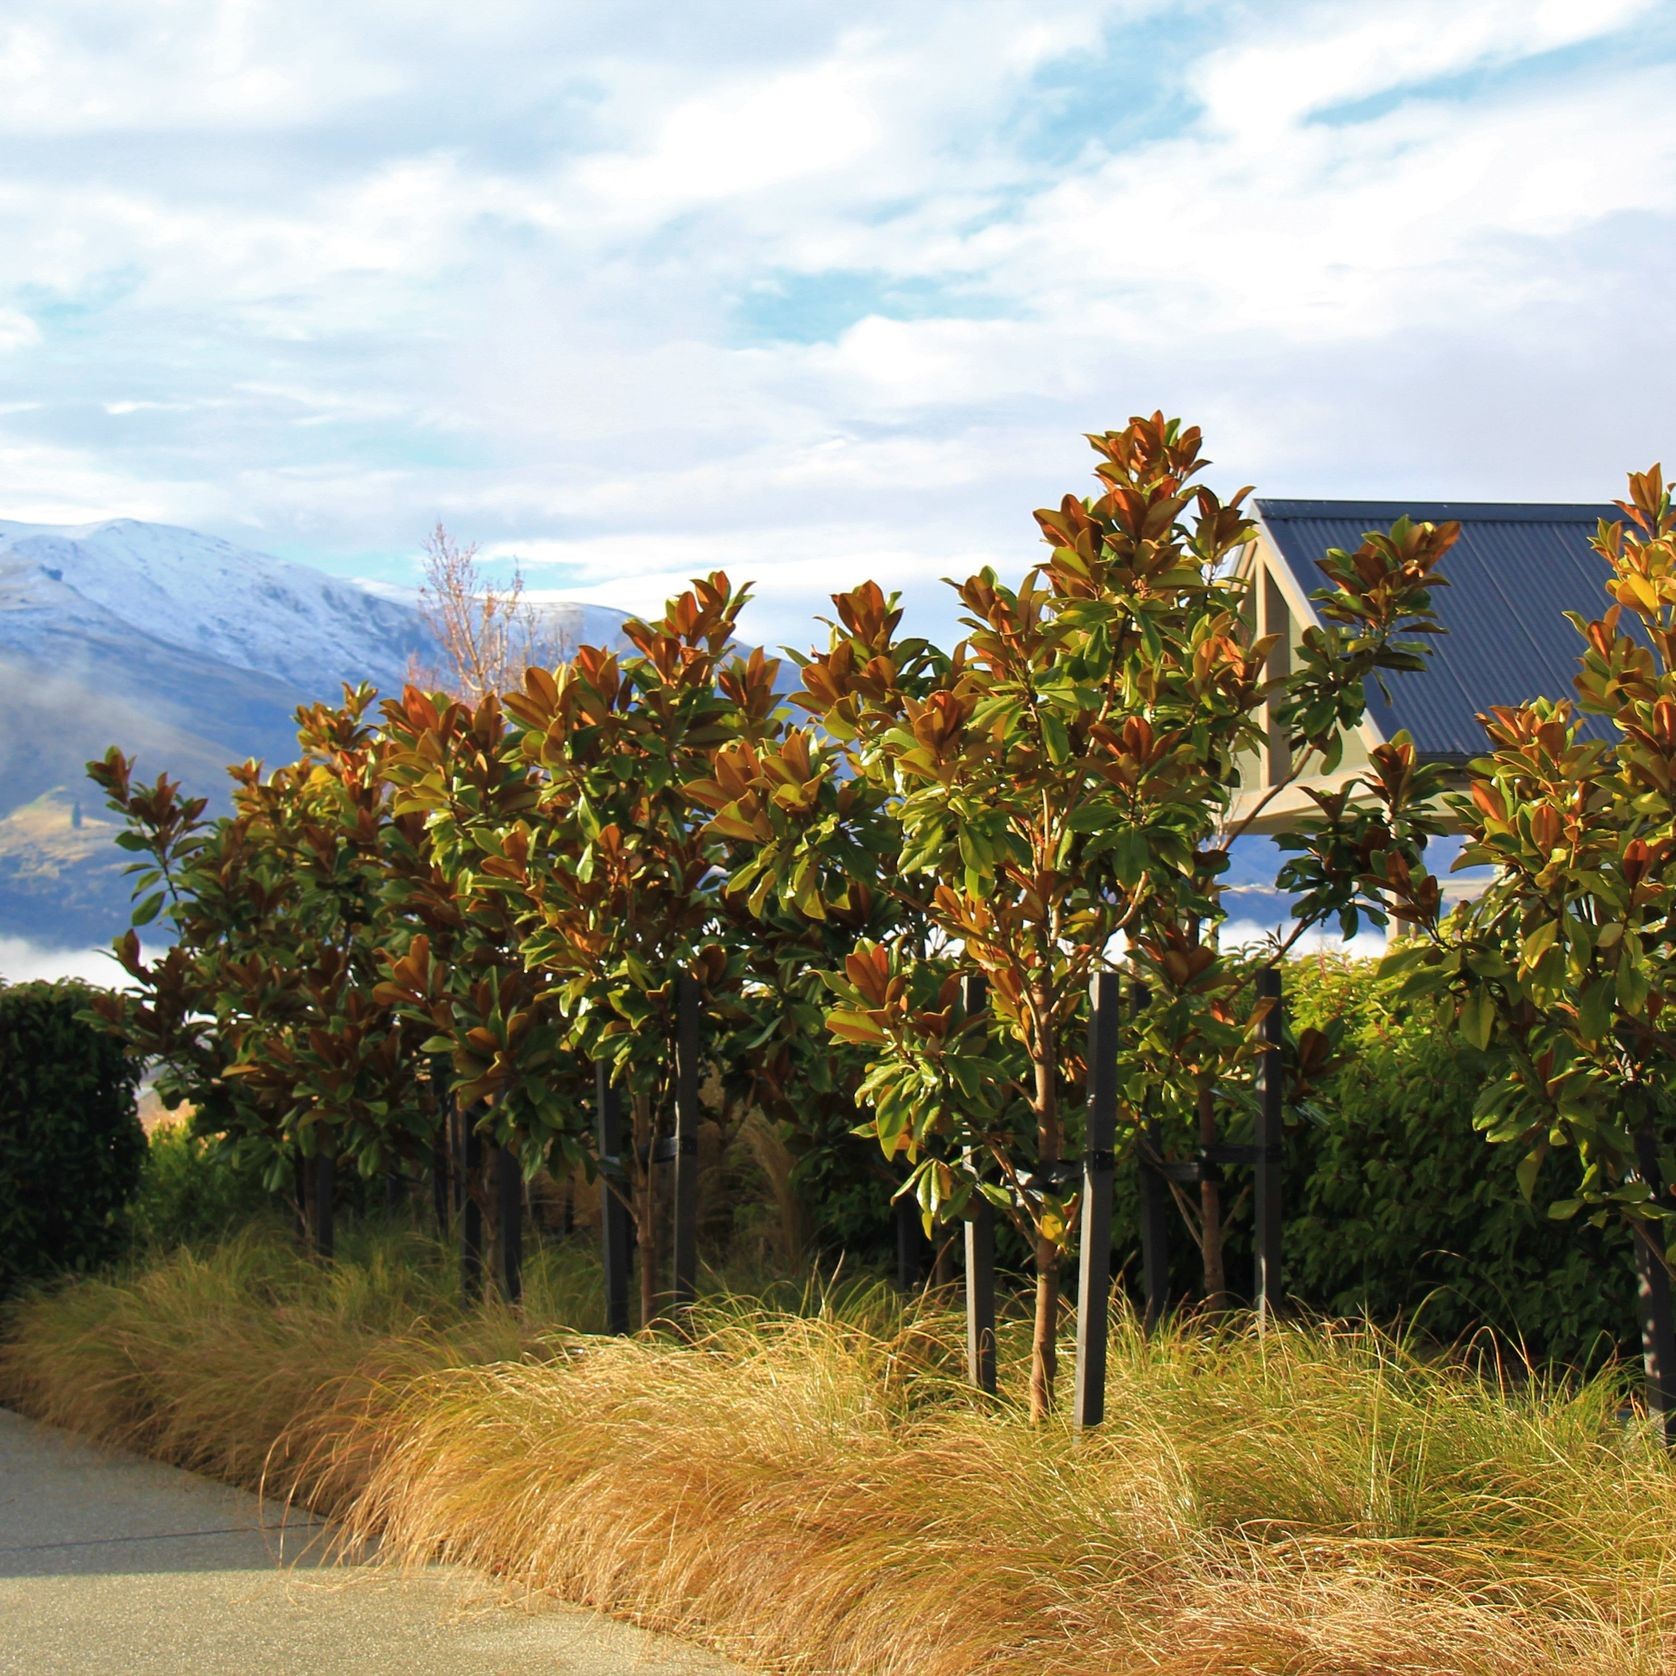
top-left (4, 0), bottom-right (1676, 655)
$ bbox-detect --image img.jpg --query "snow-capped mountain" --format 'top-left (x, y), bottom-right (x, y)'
top-left (0, 517), bottom-right (633, 956)
top-left (0, 517), bottom-right (631, 697)
top-left (0, 516), bottom-right (428, 697)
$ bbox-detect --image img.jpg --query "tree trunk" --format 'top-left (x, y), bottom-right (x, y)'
top-left (633, 1094), bottom-right (661, 1329)
top-left (637, 1191), bottom-right (659, 1328)
top-left (491, 1141), bottom-right (523, 1306)
top-left (1197, 1074), bottom-right (1227, 1308)
top-left (460, 1114), bottom-right (483, 1304)
top-left (293, 1147), bottom-right (310, 1246)
top-left (430, 1056), bottom-right (452, 1236)
top-left (1030, 1240), bottom-right (1060, 1421)
top-left (483, 1140), bottom-right (505, 1300)
top-left (1029, 990), bottom-right (1061, 1421)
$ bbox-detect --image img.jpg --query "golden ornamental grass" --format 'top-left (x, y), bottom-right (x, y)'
top-left (3, 1227), bottom-right (1674, 1675)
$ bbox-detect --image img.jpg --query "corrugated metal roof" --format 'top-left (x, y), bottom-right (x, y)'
top-left (1254, 498), bottom-right (1628, 759)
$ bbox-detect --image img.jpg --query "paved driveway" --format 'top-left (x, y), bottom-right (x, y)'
top-left (0, 1408), bottom-right (748, 1675)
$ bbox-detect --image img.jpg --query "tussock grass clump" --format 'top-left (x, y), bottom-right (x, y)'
top-left (4, 1230), bottom-right (1675, 1675)
top-left (0, 1225), bottom-right (577, 1508)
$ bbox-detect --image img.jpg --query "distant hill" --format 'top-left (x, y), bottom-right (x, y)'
top-left (0, 517), bottom-right (631, 955)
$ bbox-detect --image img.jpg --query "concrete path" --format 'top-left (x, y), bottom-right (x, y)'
top-left (0, 1408), bottom-right (749, 1675)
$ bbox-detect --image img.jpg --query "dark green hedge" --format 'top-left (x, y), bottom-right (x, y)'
top-left (1276, 954), bottom-right (1636, 1367)
top-left (1108, 956), bottom-right (1636, 1366)
top-left (128, 1122), bottom-right (281, 1251)
top-left (0, 979), bottom-right (145, 1293)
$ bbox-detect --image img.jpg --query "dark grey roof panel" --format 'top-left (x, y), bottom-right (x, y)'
top-left (1257, 499), bottom-right (1613, 524)
top-left (1253, 498), bottom-right (1627, 758)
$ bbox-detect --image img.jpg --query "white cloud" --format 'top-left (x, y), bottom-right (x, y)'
top-left (104, 399), bottom-right (188, 416)
top-left (0, 0), bottom-right (1671, 654)
top-left (1191, 0), bottom-right (1653, 137)
top-left (572, 58), bottom-right (883, 221)
top-left (0, 933), bottom-right (121, 988)
top-left (0, 307), bottom-right (39, 351)
top-left (882, 64), bottom-right (1676, 348)
top-left (1221, 917), bottom-right (1388, 962)
top-left (562, 7), bottom-right (1115, 233)
top-left (510, 525), bottom-right (1015, 653)
top-left (0, 436), bottom-right (217, 526)
top-left (0, 5), bottom-right (401, 135)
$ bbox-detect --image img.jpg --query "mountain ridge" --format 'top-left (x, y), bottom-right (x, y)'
top-left (0, 516), bottom-right (631, 958)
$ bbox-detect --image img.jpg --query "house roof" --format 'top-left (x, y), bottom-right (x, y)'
top-left (1253, 498), bottom-right (1624, 759)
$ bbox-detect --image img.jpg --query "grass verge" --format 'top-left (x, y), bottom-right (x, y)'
top-left (3, 1227), bottom-right (1674, 1675)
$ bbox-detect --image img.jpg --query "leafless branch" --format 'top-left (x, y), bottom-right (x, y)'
top-left (410, 522), bottom-right (574, 698)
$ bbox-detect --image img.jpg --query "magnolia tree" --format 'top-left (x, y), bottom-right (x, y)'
top-left (701, 415), bottom-right (1452, 1415)
top-left (465, 577), bottom-right (783, 1325)
top-left (226, 691), bottom-right (432, 1191)
top-left (375, 687), bottom-right (579, 1154)
top-left (89, 689), bottom-right (433, 1243)
top-left (85, 754), bottom-right (271, 1146)
top-left (1352, 469), bottom-right (1676, 1266)
top-left (693, 733), bottom-right (916, 1261)
top-left (374, 686), bottom-right (587, 1292)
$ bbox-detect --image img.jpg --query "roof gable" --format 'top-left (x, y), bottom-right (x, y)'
top-left (1253, 498), bottom-right (1624, 758)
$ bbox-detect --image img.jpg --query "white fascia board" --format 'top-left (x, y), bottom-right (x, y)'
top-left (1247, 508), bottom-right (1387, 760)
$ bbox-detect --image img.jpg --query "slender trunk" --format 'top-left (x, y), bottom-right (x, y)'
top-left (637, 1191), bottom-right (659, 1328)
top-left (293, 1147), bottom-right (310, 1246)
top-left (431, 1126), bottom-right (449, 1235)
top-left (449, 1101), bottom-right (463, 1217)
top-left (430, 1056), bottom-right (451, 1236)
top-left (1031, 1240), bottom-right (1061, 1421)
top-left (460, 1107), bottom-right (483, 1304)
top-left (483, 1140), bottom-right (503, 1296)
top-left (633, 1093), bottom-right (660, 1329)
top-left (1030, 991), bottom-right (1060, 1421)
top-left (893, 1187), bottom-right (924, 1291)
top-left (491, 1141), bottom-right (524, 1306)
top-left (1197, 1074), bottom-right (1227, 1308)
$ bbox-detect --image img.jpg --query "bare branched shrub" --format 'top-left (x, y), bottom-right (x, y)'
top-left (409, 523), bottom-right (571, 699)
